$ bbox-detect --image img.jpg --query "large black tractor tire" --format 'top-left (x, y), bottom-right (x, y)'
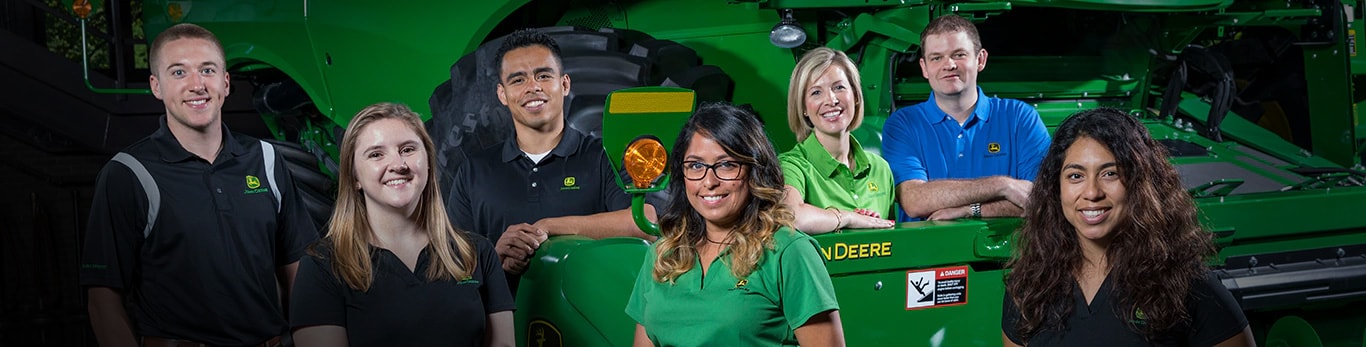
top-left (263, 138), bottom-right (336, 232)
top-left (427, 26), bottom-right (733, 205)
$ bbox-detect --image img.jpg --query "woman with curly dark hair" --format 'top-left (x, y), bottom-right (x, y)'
top-left (626, 102), bottom-right (845, 346)
top-left (1002, 108), bottom-right (1254, 346)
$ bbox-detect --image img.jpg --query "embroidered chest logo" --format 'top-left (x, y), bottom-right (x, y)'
top-left (867, 182), bottom-right (879, 192)
top-left (1130, 308), bottom-right (1148, 326)
top-left (243, 175), bottom-right (269, 194)
top-left (561, 176), bottom-right (580, 191)
top-left (457, 276), bottom-right (480, 285)
top-left (735, 279), bottom-right (748, 288)
top-left (988, 142), bottom-right (1001, 153)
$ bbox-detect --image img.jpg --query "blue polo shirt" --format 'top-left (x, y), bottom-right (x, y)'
top-left (881, 87), bottom-right (1049, 221)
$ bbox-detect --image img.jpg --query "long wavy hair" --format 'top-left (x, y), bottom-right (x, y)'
top-left (319, 102), bottom-right (477, 291)
top-left (1006, 108), bottom-right (1213, 339)
top-left (653, 102), bottom-right (795, 283)
top-left (786, 47), bottom-right (864, 142)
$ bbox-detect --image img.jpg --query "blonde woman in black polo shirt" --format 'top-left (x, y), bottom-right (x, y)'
top-left (291, 103), bottom-right (514, 346)
top-left (1002, 108), bottom-right (1254, 346)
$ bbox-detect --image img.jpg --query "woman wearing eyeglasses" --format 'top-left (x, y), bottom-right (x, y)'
top-left (779, 47), bottom-right (896, 234)
top-left (626, 102), bottom-right (845, 347)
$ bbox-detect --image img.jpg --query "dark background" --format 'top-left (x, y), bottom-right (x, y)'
top-left (2, 1), bottom-right (267, 345)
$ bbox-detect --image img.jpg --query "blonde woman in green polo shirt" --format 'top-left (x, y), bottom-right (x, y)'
top-left (779, 47), bottom-right (897, 234)
top-left (627, 103), bottom-right (845, 347)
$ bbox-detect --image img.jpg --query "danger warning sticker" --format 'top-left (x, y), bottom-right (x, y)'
top-left (906, 265), bottom-right (969, 310)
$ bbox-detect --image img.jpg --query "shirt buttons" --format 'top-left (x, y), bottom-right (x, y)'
top-left (853, 194), bottom-right (859, 199)
top-left (215, 188), bottom-right (222, 194)
top-left (957, 134), bottom-right (963, 139)
top-left (531, 182), bottom-right (538, 188)
top-left (958, 153), bottom-right (965, 158)
top-left (532, 167), bottom-right (539, 173)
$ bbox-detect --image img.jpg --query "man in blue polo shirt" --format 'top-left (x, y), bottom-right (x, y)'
top-left (882, 15), bottom-right (1050, 221)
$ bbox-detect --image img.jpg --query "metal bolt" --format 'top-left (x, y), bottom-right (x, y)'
top-left (874, 281), bottom-right (883, 290)
top-left (1248, 256), bottom-right (1259, 267)
top-left (1338, 248), bottom-right (1347, 258)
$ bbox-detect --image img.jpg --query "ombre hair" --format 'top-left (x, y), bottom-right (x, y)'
top-left (652, 102), bottom-right (795, 283)
top-left (319, 102), bottom-right (476, 291)
top-left (786, 47), bottom-right (865, 142)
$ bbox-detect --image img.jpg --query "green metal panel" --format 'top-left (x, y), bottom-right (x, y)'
top-left (303, 0), bottom-right (528, 125)
top-left (142, 0), bottom-right (331, 123)
top-left (1304, 26), bottom-right (1358, 167)
top-left (620, 0), bottom-right (800, 150)
top-left (812, 220), bottom-right (1016, 346)
top-left (516, 236), bottom-right (649, 347)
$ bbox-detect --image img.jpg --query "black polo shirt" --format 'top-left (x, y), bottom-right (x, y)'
top-left (1003, 272), bottom-right (1248, 346)
top-left (445, 128), bottom-right (631, 288)
top-left (290, 236), bottom-right (514, 346)
top-left (80, 118), bottom-right (318, 345)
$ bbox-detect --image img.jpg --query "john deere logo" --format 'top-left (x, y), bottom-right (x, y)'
top-left (244, 175), bottom-right (269, 194)
top-left (736, 279), bottom-right (748, 288)
top-left (987, 142), bottom-right (1001, 153)
top-left (560, 176), bottom-right (580, 191)
top-left (529, 320), bottom-right (563, 347)
top-left (867, 182), bottom-right (879, 192)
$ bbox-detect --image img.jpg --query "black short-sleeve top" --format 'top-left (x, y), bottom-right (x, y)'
top-left (291, 235), bottom-right (514, 346)
top-left (1003, 272), bottom-right (1248, 346)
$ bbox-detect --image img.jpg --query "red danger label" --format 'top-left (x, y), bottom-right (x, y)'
top-left (906, 265), bottom-right (969, 310)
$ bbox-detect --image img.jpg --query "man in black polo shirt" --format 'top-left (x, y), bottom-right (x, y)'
top-left (80, 23), bottom-right (317, 347)
top-left (446, 29), bottom-right (657, 290)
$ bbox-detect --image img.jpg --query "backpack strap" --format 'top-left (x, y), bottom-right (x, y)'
top-left (110, 153), bottom-right (160, 239)
top-left (260, 140), bottom-right (282, 213)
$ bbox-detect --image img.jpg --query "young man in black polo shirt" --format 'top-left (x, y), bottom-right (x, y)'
top-left (445, 29), bottom-right (657, 290)
top-left (80, 23), bottom-right (317, 347)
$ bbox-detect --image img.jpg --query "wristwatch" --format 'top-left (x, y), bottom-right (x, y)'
top-left (970, 202), bottom-right (982, 218)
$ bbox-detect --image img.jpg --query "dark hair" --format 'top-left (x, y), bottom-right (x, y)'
top-left (495, 28), bottom-right (563, 79)
top-left (1006, 108), bottom-right (1214, 340)
top-left (651, 102), bottom-right (793, 282)
top-left (920, 14), bottom-right (982, 57)
top-left (149, 23), bottom-right (225, 73)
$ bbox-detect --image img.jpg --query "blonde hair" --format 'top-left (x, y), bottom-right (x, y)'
top-left (321, 102), bottom-right (476, 291)
top-left (654, 103), bottom-right (795, 282)
top-left (786, 47), bottom-right (865, 142)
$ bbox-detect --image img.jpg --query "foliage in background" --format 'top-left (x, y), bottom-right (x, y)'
top-left (42, 0), bottom-right (146, 72)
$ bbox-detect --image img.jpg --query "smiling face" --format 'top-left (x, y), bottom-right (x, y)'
top-left (682, 132), bottom-right (750, 232)
top-left (150, 37), bottom-right (229, 133)
top-left (1060, 136), bottom-right (1127, 248)
top-left (803, 65), bottom-right (857, 140)
top-left (496, 45), bottom-right (570, 133)
top-left (919, 30), bottom-right (986, 98)
top-left (352, 118), bottom-right (429, 216)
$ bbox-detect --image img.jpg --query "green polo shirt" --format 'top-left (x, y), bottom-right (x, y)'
top-left (779, 136), bottom-right (896, 219)
top-left (626, 227), bottom-right (839, 347)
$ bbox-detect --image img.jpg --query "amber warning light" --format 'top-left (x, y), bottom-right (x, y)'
top-left (624, 138), bottom-right (667, 189)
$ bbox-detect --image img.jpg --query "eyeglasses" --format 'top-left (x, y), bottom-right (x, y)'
top-left (681, 160), bottom-right (747, 181)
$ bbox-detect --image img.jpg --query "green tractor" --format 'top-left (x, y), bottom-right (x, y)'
top-left (115, 0), bottom-right (1366, 345)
